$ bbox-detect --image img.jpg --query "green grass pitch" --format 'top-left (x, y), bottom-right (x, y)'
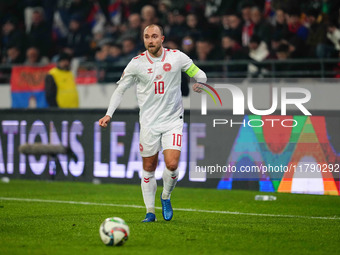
top-left (0, 180), bottom-right (339, 255)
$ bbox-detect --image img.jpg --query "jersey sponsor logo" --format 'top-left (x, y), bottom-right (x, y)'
top-left (147, 68), bottom-right (153, 74)
top-left (139, 143), bottom-right (143, 152)
top-left (163, 63), bottom-right (172, 72)
top-left (155, 75), bottom-right (162, 80)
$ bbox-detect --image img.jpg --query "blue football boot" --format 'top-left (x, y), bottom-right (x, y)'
top-left (160, 193), bottom-right (173, 221)
top-left (141, 212), bottom-right (156, 223)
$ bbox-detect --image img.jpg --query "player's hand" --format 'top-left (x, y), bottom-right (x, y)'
top-left (192, 83), bottom-right (203, 93)
top-left (99, 115), bottom-right (111, 128)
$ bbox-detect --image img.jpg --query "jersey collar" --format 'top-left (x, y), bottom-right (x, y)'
top-left (146, 48), bottom-right (167, 64)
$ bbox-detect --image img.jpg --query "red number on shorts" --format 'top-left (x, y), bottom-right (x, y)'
top-left (154, 81), bottom-right (164, 94)
top-left (172, 134), bottom-right (182, 146)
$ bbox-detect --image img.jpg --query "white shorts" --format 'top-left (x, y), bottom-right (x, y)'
top-left (139, 119), bottom-right (184, 157)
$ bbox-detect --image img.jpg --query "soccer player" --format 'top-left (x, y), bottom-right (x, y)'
top-left (99, 24), bottom-right (206, 222)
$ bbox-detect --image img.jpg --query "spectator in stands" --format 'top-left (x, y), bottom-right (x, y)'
top-left (167, 9), bottom-right (189, 42)
top-left (274, 43), bottom-right (295, 77)
top-left (95, 40), bottom-right (123, 63)
top-left (181, 36), bottom-right (197, 59)
top-left (118, 13), bottom-right (142, 49)
top-left (23, 0), bottom-right (52, 33)
top-left (305, 8), bottom-right (327, 58)
top-left (127, 13), bottom-right (142, 41)
top-left (0, 44), bottom-right (24, 83)
top-left (95, 42), bottom-right (123, 82)
top-left (286, 9), bottom-right (308, 41)
top-left (287, 36), bottom-right (307, 58)
top-left (141, 5), bottom-right (158, 27)
top-left (164, 39), bottom-right (179, 50)
top-left (57, 0), bottom-right (92, 30)
top-left (5, 45), bottom-right (24, 64)
top-left (275, 43), bottom-right (290, 60)
top-left (205, 0), bottom-right (232, 17)
top-left (196, 38), bottom-right (221, 61)
top-left (247, 35), bottom-right (270, 75)
top-left (1, 18), bottom-right (26, 60)
top-left (269, 33), bottom-right (282, 57)
top-left (221, 32), bottom-right (247, 77)
top-left (196, 38), bottom-right (223, 74)
top-left (63, 15), bottom-right (91, 58)
top-left (158, 0), bottom-right (172, 25)
top-left (248, 35), bottom-right (270, 61)
top-left (24, 47), bottom-right (49, 65)
top-left (324, 22), bottom-right (340, 58)
top-left (89, 28), bottom-right (105, 58)
top-left (4, 45), bottom-right (24, 64)
top-left (186, 13), bottom-right (203, 40)
top-left (273, 8), bottom-right (308, 60)
top-left (95, 42), bottom-right (111, 62)
top-left (221, 10), bottom-right (231, 30)
top-left (121, 37), bottom-right (138, 62)
top-left (272, 8), bottom-right (289, 40)
top-left (44, 52), bottom-right (79, 108)
top-left (241, 3), bottom-right (254, 46)
top-left (223, 12), bottom-right (243, 45)
top-left (221, 34), bottom-right (242, 60)
top-left (251, 6), bottom-right (272, 47)
top-left (206, 13), bottom-right (223, 43)
top-left (108, 43), bottom-right (123, 62)
top-left (164, 8), bottom-right (175, 35)
top-left (26, 7), bottom-right (51, 56)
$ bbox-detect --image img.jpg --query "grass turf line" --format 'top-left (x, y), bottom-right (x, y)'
top-left (0, 180), bottom-right (339, 255)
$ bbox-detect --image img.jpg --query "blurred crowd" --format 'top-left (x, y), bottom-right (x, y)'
top-left (1, 0), bottom-right (340, 77)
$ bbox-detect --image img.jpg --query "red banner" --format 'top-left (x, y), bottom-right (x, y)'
top-left (10, 64), bottom-right (55, 92)
top-left (76, 69), bottom-right (98, 85)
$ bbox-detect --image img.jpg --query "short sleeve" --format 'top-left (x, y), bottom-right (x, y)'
top-left (179, 51), bottom-right (194, 72)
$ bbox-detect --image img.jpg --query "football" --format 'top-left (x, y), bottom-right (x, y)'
top-left (99, 217), bottom-right (130, 246)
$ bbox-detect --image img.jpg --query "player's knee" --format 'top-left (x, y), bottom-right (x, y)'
top-left (143, 162), bottom-right (157, 172)
top-left (166, 161), bottom-right (178, 171)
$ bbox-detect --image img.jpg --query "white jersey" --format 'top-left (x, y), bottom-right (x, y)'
top-left (106, 48), bottom-right (193, 127)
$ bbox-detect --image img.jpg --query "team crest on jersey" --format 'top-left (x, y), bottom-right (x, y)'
top-left (139, 143), bottom-right (143, 152)
top-left (163, 63), bottom-right (172, 72)
top-left (155, 75), bottom-right (162, 80)
top-left (147, 68), bottom-right (153, 74)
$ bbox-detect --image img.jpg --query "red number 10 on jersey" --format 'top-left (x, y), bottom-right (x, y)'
top-left (154, 81), bottom-right (164, 94)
